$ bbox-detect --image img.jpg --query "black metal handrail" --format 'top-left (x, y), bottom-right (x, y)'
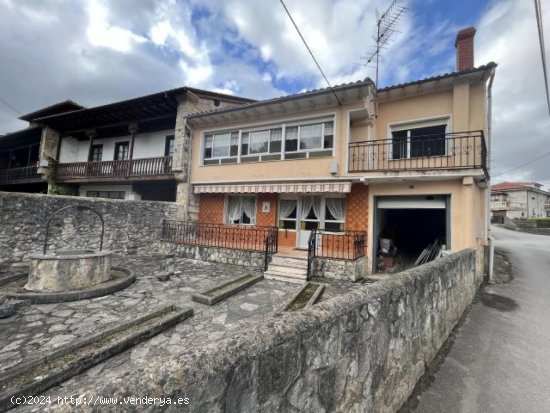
top-left (349, 130), bottom-right (488, 177)
top-left (264, 227), bottom-right (279, 271)
top-left (307, 229), bottom-right (367, 279)
top-left (161, 220), bottom-right (279, 254)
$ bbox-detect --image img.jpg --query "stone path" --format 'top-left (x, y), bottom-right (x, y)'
top-left (0, 255), bottom-right (357, 412)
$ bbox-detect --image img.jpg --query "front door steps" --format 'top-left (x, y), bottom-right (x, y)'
top-left (264, 254), bottom-right (308, 284)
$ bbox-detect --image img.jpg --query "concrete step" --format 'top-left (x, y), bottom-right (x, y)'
top-left (264, 271), bottom-right (307, 284)
top-left (270, 256), bottom-right (308, 269)
top-left (266, 265), bottom-right (308, 276)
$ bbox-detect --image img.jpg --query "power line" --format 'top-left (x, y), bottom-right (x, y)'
top-left (0, 96), bottom-right (22, 116)
top-left (279, 0), bottom-right (342, 106)
top-left (493, 149), bottom-right (550, 177)
top-left (534, 0), bottom-right (550, 116)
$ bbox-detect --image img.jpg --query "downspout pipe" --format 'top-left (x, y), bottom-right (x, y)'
top-left (487, 68), bottom-right (496, 283)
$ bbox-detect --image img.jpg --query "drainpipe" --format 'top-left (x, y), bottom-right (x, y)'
top-left (486, 68), bottom-right (495, 282)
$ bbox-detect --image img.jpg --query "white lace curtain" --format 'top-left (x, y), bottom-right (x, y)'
top-left (242, 197), bottom-right (256, 223)
top-left (227, 197), bottom-right (243, 223)
top-left (279, 200), bottom-right (296, 219)
top-left (326, 198), bottom-right (346, 221)
top-left (299, 197), bottom-right (322, 220)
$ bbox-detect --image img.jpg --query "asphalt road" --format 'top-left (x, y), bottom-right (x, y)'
top-left (410, 226), bottom-right (550, 413)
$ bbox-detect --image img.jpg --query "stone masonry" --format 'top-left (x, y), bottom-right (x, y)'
top-left (13, 248), bottom-right (484, 412)
top-left (0, 192), bottom-right (183, 270)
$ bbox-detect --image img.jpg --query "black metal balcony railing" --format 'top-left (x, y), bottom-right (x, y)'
top-left (55, 156), bottom-right (173, 180)
top-left (307, 229), bottom-right (366, 279)
top-left (348, 131), bottom-right (487, 176)
top-left (0, 165), bottom-right (40, 183)
top-left (161, 221), bottom-right (279, 269)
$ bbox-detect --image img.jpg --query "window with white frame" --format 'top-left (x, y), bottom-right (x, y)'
top-left (278, 199), bottom-right (297, 230)
top-left (226, 195), bottom-right (256, 225)
top-left (203, 131), bottom-right (239, 164)
top-left (391, 120), bottom-right (448, 160)
top-left (201, 117), bottom-right (334, 164)
top-left (324, 197), bottom-right (346, 232)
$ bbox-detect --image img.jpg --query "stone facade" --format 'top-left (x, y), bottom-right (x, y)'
top-left (42, 249), bottom-right (482, 413)
top-left (169, 244), bottom-right (266, 269)
top-left (311, 256), bottom-right (368, 282)
top-left (0, 192), bottom-right (183, 269)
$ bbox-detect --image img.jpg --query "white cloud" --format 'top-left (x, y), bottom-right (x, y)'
top-left (476, 0), bottom-right (550, 187)
top-left (85, 0), bottom-right (146, 53)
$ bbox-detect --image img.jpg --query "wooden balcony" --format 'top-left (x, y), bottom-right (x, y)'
top-left (0, 165), bottom-right (42, 184)
top-left (55, 156), bottom-right (174, 183)
top-left (348, 131), bottom-right (487, 176)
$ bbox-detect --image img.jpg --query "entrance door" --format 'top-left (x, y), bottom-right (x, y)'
top-left (297, 197), bottom-right (321, 249)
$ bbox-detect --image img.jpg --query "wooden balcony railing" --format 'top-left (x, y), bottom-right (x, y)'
top-left (0, 165), bottom-right (40, 183)
top-left (348, 131), bottom-right (487, 176)
top-left (55, 156), bottom-right (173, 180)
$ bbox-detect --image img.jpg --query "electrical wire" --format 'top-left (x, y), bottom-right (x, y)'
top-left (279, 0), bottom-right (343, 106)
top-left (493, 149), bottom-right (550, 178)
top-left (534, 0), bottom-right (550, 116)
top-left (0, 96), bottom-right (22, 115)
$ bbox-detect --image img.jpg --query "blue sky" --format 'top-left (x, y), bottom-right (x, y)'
top-left (0, 0), bottom-right (549, 186)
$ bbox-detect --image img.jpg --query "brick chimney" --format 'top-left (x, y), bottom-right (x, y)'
top-left (455, 27), bottom-right (476, 72)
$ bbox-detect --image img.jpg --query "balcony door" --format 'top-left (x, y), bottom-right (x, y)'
top-left (114, 141), bottom-right (129, 160)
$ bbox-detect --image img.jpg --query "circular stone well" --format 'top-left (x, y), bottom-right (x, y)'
top-left (25, 250), bottom-right (112, 292)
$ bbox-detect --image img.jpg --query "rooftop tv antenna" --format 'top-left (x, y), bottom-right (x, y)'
top-left (360, 0), bottom-right (406, 115)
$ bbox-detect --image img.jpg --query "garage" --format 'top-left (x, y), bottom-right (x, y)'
top-left (373, 195), bottom-right (450, 272)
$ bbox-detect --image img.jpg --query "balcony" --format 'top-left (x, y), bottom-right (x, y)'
top-left (545, 202), bottom-right (550, 210)
top-left (0, 165), bottom-right (41, 184)
top-left (348, 131), bottom-right (487, 176)
top-left (55, 156), bottom-right (173, 183)
top-left (491, 201), bottom-right (508, 210)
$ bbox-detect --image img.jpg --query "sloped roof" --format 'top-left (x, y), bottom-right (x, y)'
top-left (377, 62), bottom-right (497, 93)
top-left (19, 100), bottom-right (84, 122)
top-left (187, 78), bottom-right (375, 120)
top-left (491, 181), bottom-right (542, 193)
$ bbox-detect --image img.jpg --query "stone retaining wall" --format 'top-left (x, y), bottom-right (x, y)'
top-left (168, 244), bottom-right (266, 269)
top-left (75, 248), bottom-right (483, 413)
top-left (311, 256), bottom-right (368, 281)
top-left (0, 192), bottom-right (183, 269)
top-left (503, 218), bottom-right (550, 236)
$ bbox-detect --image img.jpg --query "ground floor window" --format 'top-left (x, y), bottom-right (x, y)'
top-left (86, 190), bottom-right (125, 199)
top-left (278, 196), bottom-right (346, 232)
top-left (226, 195), bottom-right (256, 225)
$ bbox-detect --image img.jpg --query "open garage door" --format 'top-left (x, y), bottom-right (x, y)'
top-left (373, 195), bottom-right (450, 272)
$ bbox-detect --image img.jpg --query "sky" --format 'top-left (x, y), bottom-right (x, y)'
top-left (0, 0), bottom-right (549, 188)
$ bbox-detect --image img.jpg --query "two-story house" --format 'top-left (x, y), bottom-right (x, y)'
top-left (172, 27), bottom-right (495, 278)
top-left (491, 182), bottom-right (550, 221)
top-left (32, 88), bottom-right (255, 201)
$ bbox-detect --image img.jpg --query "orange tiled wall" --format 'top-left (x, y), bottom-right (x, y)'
top-left (346, 183), bottom-right (369, 231)
top-left (256, 193), bottom-right (278, 227)
top-left (198, 194), bottom-right (225, 224)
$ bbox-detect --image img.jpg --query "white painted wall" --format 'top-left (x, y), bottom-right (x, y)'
top-left (59, 130), bottom-right (173, 162)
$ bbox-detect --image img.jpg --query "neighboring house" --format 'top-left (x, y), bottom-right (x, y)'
top-left (32, 88), bottom-right (254, 201)
top-left (0, 100), bottom-right (83, 193)
top-left (491, 182), bottom-right (550, 219)
top-left (175, 27), bottom-right (496, 275)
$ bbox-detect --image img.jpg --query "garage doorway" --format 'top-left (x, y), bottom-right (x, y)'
top-left (373, 195), bottom-right (450, 271)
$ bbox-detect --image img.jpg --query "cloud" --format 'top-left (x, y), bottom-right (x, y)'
top-left (476, 0), bottom-right (550, 189)
top-left (0, 0), bottom-right (548, 194)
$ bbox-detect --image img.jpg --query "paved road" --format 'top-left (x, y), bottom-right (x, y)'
top-left (410, 226), bottom-right (550, 412)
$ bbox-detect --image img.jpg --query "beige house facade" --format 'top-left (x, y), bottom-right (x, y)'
top-left (180, 28), bottom-right (496, 273)
top-left (491, 182), bottom-right (550, 220)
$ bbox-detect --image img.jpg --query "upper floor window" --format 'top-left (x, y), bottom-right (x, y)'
top-left (391, 121), bottom-right (447, 160)
top-left (165, 135), bottom-right (175, 157)
top-left (202, 117), bottom-right (334, 165)
top-left (89, 144), bottom-right (103, 162)
top-left (114, 141), bottom-right (129, 161)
